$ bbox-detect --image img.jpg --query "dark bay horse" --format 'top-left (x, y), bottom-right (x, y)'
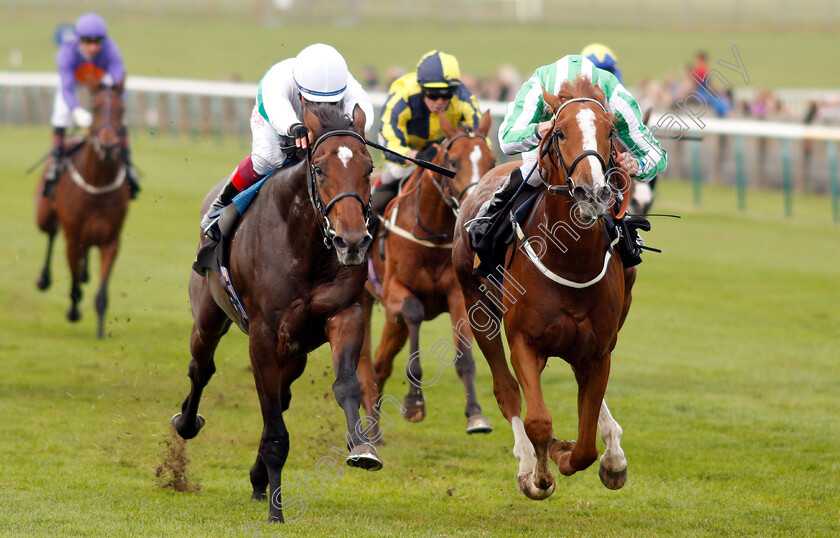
top-left (35, 85), bottom-right (131, 339)
top-left (357, 111), bottom-right (496, 436)
top-left (453, 78), bottom-right (635, 500)
top-left (172, 103), bottom-right (378, 523)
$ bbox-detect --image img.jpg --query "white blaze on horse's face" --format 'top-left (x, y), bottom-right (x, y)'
top-left (337, 146), bottom-right (353, 168)
top-left (576, 108), bottom-right (607, 189)
top-left (469, 145), bottom-right (482, 184)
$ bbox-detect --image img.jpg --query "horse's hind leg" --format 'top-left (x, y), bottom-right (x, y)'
top-left (448, 293), bottom-right (491, 434)
top-left (36, 230), bottom-right (56, 291)
top-left (94, 241), bottom-right (119, 339)
top-left (35, 190), bottom-right (58, 291)
top-left (597, 400), bottom-right (627, 489)
top-left (172, 277), bottom-right (229, 440)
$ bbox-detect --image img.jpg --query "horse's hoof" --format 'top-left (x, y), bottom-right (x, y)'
top-left (466, 414), bottom-right (492, 434)
top-left (66, 308), bottom-right (81, 322)
top-left (548, 438), bottom-right (575, 466)
top-left (517, 472), bottom-right (555, 500)
top-left (171, 412), bottom-right (205, 440)
top-left (346, 443), bottom-right (383, 471)
top-left (599, 462), bottom-right (628, 490)
top-left (36, 275), bottom-right (50, 291)
top-left (251, 491), bottom-right (267, 501)
top-left (402, 396), bottom-right (426, 422)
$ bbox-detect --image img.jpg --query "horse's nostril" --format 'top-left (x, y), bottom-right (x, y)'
top-left (359, 234), bottom-right (372, 252)
top-left (333, 236), bottom-right (347, 250)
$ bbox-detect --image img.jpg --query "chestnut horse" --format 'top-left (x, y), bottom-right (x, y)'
top-left (453, 78), bottom-right (634, 500)
top-left (35, 85), bottom-right (131, 339)
top-left (357, 111), bottom-right (496, 437)
top-left (172, 103), bottom-right (379, 523)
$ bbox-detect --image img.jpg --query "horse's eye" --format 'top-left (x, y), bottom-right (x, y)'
top-left (314, 166), bottom-right (323, 175)
top-left (449, 159), bottom-right (457, 168)
top-left (556, 129), bottom-right (565, 140)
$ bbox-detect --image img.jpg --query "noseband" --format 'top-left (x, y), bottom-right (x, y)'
top-left (306, 129), bottom-right (372, 248)
top-left (90, 88), bottom-right (124, 158)
top-left (429, 130), bottom-right (486, 214)
top-left (538, 97), bottom-right (612, 196)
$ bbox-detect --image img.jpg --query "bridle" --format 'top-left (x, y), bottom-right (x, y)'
top-left (538, 97), bottom-right (613, 197)
top-left (413, 130), bottom-right (488, 241)
top-left (89, 86), bottom-right (124, 160)
top-left (305, 129), bottom-right (372, 249)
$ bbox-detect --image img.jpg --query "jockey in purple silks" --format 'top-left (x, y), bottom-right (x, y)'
top-left (45, 12), bottom-right (140, 199)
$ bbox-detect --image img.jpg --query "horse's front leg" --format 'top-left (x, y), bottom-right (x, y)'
top-left (94, 241), bottom-right (119, 339)
top-left (447, 290), bottom-right (491, 434)
top-left (550, 352), bottom-right (611, 478)
top-left (356, 292), bottom-right (383, 443)
top-left (509, 333), bottom-right (555, 500)
top-left (327, 304), bottom-right (382, 471)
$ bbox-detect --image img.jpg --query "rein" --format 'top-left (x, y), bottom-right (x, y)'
top-left (382, 131), bottom-right (485, 249)
top-left (306, 129), bottom-right (372, 249)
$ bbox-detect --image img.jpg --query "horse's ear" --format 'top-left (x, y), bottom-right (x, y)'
top-left (350, 104), bottom-right (366, 136)
top-left (592, 83), bottom-right (608, 108)
top-left (477, 110), bottom-right (492, 137)
top-left (542, 87), bottom-right (561, 114)
top-left (438, 111), bottom-right (456, 138)
top-left (303, 105), bottom-right (323, 136)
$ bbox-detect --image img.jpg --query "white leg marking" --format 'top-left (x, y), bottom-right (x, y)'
top-left (632, 181), bottom-right (653, 207)
top-left (337, 146), bottom-right (353, 168)
top-left (469, 145), bottom-right (482, 184)
top-left (598, 400), bottom-right (626, 472)
top-left (576, 108), bottom-right (606, 188)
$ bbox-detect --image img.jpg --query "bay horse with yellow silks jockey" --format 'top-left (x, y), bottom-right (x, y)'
top-left (357, 111), bottom-right (496, 438)
top-left (35, 83), bottom-right (131, 339)
top-left (453, 78), bottom-right (635, 499)
top-left (172, 103), bottom-right (380, 523)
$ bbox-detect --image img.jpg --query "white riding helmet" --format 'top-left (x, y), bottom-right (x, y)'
top-left (293, 43), bottom-right (349, 103)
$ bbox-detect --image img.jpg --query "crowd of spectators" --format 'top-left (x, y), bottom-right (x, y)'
top-left (359, 51), bottom-right (840, 128)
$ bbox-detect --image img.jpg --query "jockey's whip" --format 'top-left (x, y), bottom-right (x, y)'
top-left (365, 139), bottom-right (456, 179)
top-left (25, 127), bottom-right (81, 175)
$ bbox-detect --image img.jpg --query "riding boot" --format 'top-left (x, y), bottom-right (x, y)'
top-left (368, 181), bottom-right (400, 237)
top-left (467, 167), bottom-right (529, 251)
top-left (121, 147), bottom-right (141, 200)
top-left (42, 145), bottom-right (64, 199)
top-left (200, 176), bottom-right (241, 241)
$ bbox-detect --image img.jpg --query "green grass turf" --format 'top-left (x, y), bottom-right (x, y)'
top-left (2, 9), bottom-right (839, 89)
top-left (1, 123), bottom-right (839, 535)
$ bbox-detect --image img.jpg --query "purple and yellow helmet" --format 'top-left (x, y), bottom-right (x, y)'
top-left (581, 43), bottom-right (623, 84)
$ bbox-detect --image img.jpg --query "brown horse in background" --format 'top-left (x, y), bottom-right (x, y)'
top-left (172, 103), bottom-right (378, 523)
top-left (357, 112), bottom-right (496, 438)
top-left (35, 85), bottom-right (131, 339)
top-left (453, 78), bottom-right (635, 500)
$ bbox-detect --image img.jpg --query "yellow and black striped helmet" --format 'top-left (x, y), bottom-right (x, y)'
top-left (416, 50), bottom-right (461, 90)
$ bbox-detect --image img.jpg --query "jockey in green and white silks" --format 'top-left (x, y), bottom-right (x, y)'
top-left (498, 54), bottom-right (666, 191)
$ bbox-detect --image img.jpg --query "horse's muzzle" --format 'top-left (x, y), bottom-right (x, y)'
top-left (333, 232), bottom-right (372, 266)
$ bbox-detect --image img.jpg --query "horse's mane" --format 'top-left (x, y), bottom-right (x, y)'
top-left (307, 102), bottom-right (354, 132)
top-left (557, 77), bottom-right (607, 108)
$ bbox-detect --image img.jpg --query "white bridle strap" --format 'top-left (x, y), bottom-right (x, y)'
top-left (555, 97), bottom-right (608, 116)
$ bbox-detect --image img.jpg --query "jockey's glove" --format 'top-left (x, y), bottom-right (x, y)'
top-left (72, 107), bottom-right (93, 128)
